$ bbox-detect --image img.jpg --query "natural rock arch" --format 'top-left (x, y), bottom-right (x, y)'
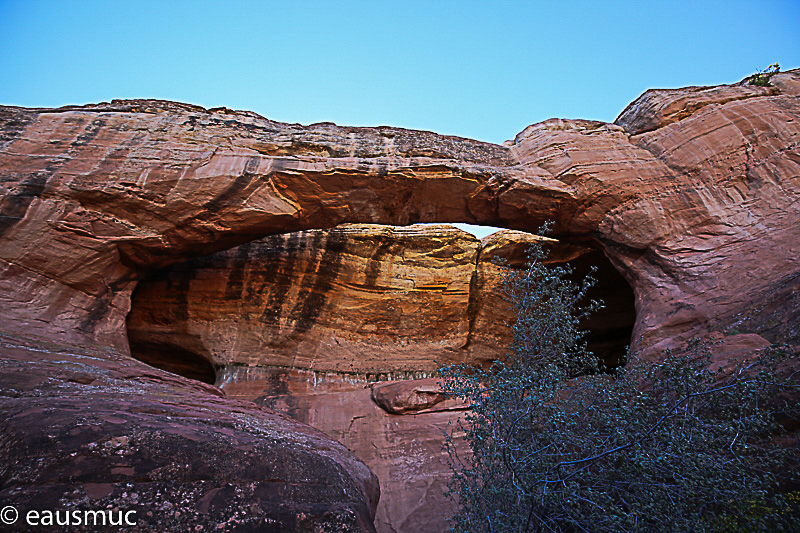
top-left (2, 70), bottom-right (800, 533)
top-left (4, 72), bottom-right (799, 362)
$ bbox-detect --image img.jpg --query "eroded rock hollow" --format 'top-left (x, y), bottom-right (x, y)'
top-left (125, 224), bottom-right (636, 530)
top-left (1, 69), bottom-right (799, 532)
top-left (127, 225), bottom-right (634, 390)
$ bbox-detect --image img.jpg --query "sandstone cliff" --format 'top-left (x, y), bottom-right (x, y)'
top-left (1, 70), bottom-right (799, 532)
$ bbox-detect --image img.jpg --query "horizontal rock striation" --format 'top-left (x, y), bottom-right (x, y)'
top-left (127, 224), bottom-right (479, 379)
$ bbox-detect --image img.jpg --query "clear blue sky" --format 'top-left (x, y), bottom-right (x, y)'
top-left (2, 1), bottom-right (798, 237)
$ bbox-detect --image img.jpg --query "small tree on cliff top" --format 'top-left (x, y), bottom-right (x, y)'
top-left (439, 227), bottom-right (799, 532)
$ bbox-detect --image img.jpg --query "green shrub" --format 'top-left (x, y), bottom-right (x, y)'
top-left (746, 63), bottom-right (780, 87)
top-left (439, 227), bottom-right (799, 532)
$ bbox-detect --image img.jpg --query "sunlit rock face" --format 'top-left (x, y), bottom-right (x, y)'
top-left (1, 70), bottom-right (799, 532)
top-left (128, 224), bottom-right (480, 379)
top-left (127, 224), bottom-right (635, 385)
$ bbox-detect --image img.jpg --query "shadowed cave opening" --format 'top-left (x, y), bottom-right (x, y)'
top-left (566, 248), bottom-right (636, 366)
top-left (125, 225), bottom-right (636, 384)
top-left (127, 337), bottom-right (217, 385)
top-left (477, 228), bottom-right (637, 366)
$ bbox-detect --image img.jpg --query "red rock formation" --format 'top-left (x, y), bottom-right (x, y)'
top-left (611, 74), bottom-right (800, 353)
top-left (506, 72), bottom-right (800, 354)
top-left (126, 225), bottom-right (634, 384)
top-left (127, 224), bottom-right (480, 379)
top-left (2, 70), bottom-right (800, 532)
top-left (4, 73), bottom-right (798, 357)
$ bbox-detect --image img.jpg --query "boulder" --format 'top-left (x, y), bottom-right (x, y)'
top-left (0, 331), bottom-right (379, 532)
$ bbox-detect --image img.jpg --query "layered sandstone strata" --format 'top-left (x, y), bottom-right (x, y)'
top-left (127, 224), bottom-right (480, 380)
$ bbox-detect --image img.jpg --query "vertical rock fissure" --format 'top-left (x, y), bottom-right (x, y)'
top-left (462, 241), bottom-right (483, 350)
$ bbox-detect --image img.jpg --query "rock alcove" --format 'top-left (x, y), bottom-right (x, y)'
top-left (125, 224), bottom-right (636, 391)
